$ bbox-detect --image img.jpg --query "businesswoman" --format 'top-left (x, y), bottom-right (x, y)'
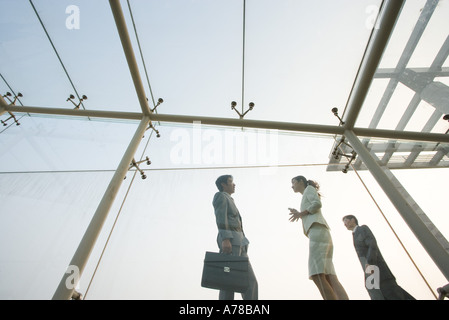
top-left (288, 175), bottom-right (348, 300)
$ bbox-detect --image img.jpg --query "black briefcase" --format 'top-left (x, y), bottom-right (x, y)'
top-left (201, 251), bottom-right (249, 293)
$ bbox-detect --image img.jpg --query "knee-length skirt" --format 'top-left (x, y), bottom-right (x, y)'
top-left (307, 223), bottom-right (336, 278)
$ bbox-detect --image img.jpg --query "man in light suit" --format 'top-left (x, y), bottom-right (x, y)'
top-left (343, 215), bottom-right (415, 300)
top-left (213, 175), bottom-right (258, 300)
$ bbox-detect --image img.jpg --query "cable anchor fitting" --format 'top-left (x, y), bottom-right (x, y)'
top-left (126, 156), bottom-right (151, 180)
top-left (331, 107), bottom-right (345, 126)
top-left (231, 101), bottom-right (254, 119)
top-left (332, 136), bottom-right (357, 174)
top-left (67, 94), bottom-right (88, 109)
top-left (1, 92), bottom-right (23, 126)
top-left (145, 122), bottom-right (160, 138)
top-left (149, 97), bottom-right (164, 113)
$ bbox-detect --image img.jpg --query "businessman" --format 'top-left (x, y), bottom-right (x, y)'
top-left (343, 215), bottom-right (415, 300)
top-left (213, 175), bottom-right (258, 300)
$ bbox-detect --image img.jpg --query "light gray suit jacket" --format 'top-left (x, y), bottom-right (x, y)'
top-left (300, 185), bottom-right (330, 236)
top-left (213, 192), bottom-right (249, 248)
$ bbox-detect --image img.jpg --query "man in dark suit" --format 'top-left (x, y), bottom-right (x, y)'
top-left (342, 215), bottom-right (415, 300)
top-left (213, 175), bottom-right (258, 300)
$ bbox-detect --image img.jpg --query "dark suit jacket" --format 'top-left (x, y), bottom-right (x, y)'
top-left (353, 225), bottom-right (415, 300)
top-left (213, 192), bottom-right (249, 248)
top-left (353, 225), bottom-right (395, 281)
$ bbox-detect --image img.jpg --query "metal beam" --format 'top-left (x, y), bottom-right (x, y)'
top-left (0, 94), bottom-right (7, 115)
top-left (52, 116), bottom-right (151, 300)
top-left (398, 69), bottom-right (449, 114)
top-left (352, 127), bottom-right (449, 143)
top-left (345, 130), bottom-right (449, 281)
top-left (430, 147), bottom-right (449, 166)
top-left (420, 82), bottom-right (449, 114)
top-left (377, 35), bottom-right (449, 165)
top-left (152, 113), bottom-right (346, 136)
top-left (4, 105), bottom-right (143, 121)
top-left (366, 0), bottom-right (439, 130)
top-left (109, 0), bottom-right (152, 116)
top-left (6, 105), bottom-right (449, 143)
top-left (374, 67), bottom-right (449, 79)
top-left (342, 0), bottom-right (405, 129)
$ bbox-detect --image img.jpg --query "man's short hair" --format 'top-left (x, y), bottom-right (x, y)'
top-left (342, 215), bottom-right (358, 225)
top-left (215, 175), bottom-right (233, 191)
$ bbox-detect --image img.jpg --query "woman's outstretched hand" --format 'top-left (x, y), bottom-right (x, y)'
top-left (288, 208), bottom-right (301, 222)
top-left (289, 208), bottom-right (309, 222)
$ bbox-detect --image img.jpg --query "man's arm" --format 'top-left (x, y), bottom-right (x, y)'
top-left (213, 193), bottom-right (233, 252)
top-left (361, 225), bottom-right (379, 266)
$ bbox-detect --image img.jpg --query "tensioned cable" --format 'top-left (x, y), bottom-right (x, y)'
top-left (83, 129), bottom-right (155, 299)
top-left (0, 73), bottom-right (28, 134)
top-left (0, 163), bottom-right (330, 175)
top-left (0, 73), bottom-right (24, 107)
top-left (336, 140), bottom-right (438, 299)
top-left (29, 0), bottom-right (89, 116)
top-left (241, 0), bottom-right (247, 114)
top-left (81, 0), bottom-right (164, 290)
top-left (340, 0), bottom-right (386, 122)
top-left (126, 0), bottom-right (157, 110)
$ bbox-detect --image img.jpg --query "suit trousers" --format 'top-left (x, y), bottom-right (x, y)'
top-left (218, 245), bottom-right (258, 300)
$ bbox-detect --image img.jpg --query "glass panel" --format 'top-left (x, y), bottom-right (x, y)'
top-left (0, 116), bottom-right (138, 172)
top-left (356, 0), bottom-right (449, 133)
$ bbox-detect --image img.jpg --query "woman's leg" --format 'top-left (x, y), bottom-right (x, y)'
top-left (311, 273), bottom-right (337, 300)
top-left (326, 274), bottom-right (349, 300)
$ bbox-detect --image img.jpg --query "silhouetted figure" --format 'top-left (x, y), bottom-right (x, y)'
top-left (289, 176), bottom-right (348, 300)
top-left (343, 215), bottom-right (415, 300)
top-left (213, 175), bottom-right (258, 300)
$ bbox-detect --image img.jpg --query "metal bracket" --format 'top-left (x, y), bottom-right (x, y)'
top-left (331, 108), bottom-right (357, 173)
top-left (150, 97), bottom-right (164, 113)
top-left (146, 122), bottom-right (160, 138)
top-left (1, 92), bottom-right (22, 126)
top-left (231, 101), bottom-right (254, 119)
top-left (331, 107), bottom-right (345, 126)
top-left (67, 94), bottom-right (88, 110)
top-left (331, 136), bottom-right (357, 173)
top-left (126, 156), bottom-right (151, 180)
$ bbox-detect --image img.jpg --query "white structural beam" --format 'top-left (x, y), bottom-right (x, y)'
top-left (5, 105), bottom-right (143, 121)
top-left (52, 116), bottom-right (151, 300)
top-left (342, 0), bottom-right (405, 129)
top-left (365, 0), bottom-right (439, 130)
top-left (6, 105), bottom-right (449, 143)
top-left (0, 94), bottom-right (7, 115)
top-left (109, 0), bottom-right (152, 116)
top-left (345, 130), bottom-right (449, 281)
top-left (351, 127), bottom-right (449, 144)
top-left (381, 35), bottom-right (449, 164)
top-left (374, 67), bottom-right (449, 79)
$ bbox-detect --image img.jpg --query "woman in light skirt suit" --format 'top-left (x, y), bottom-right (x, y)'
top-left (288, 175), bottom-right (348, 300)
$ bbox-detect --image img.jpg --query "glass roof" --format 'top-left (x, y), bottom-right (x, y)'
top-left (1, 0), bottom-right (381, 123)
top-left (356, 0), bottom-right (449, 133)
top-left (1, 0), bottom-right (448, 300)
top-left (330, 0), bottom-right (449, 172)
